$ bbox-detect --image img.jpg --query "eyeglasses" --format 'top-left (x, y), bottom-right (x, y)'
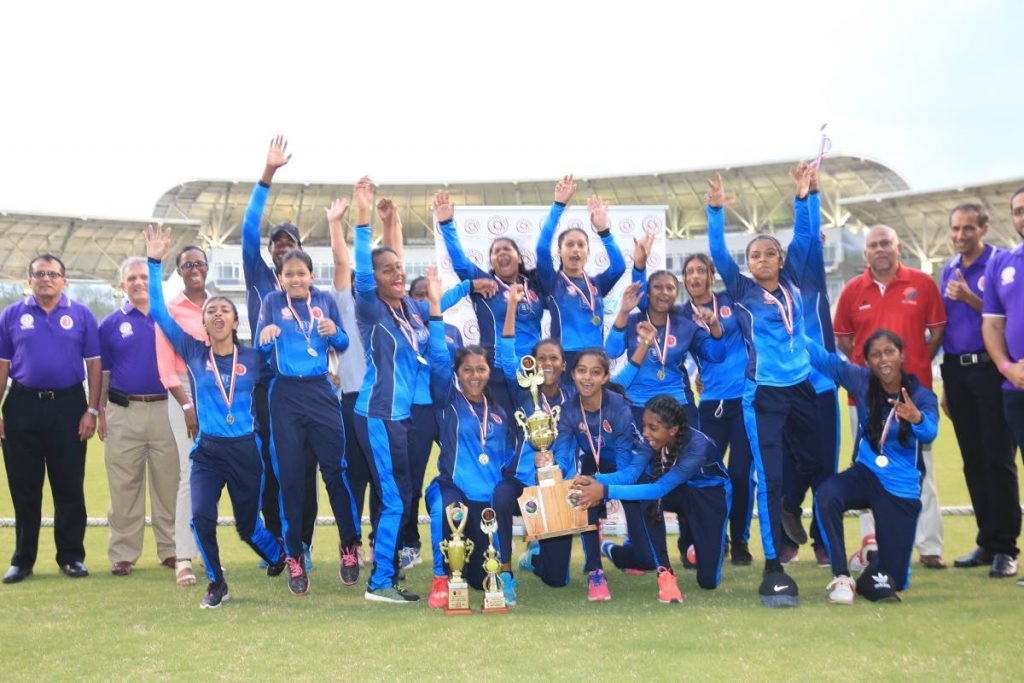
top-left (179, 261), bottom-right (208, 270)
top-left (1011, 208), bottom-right (1024, 218)
top-left (31, 270), bottom-right (64, 280)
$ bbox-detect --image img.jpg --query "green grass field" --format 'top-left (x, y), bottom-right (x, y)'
top-left (1, 386), bottom-right (1022, 681)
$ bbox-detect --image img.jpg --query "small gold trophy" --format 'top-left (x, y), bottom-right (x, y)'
top-left (514, 355), bottom-right (595, 541)
top-left (479, 507), bottom-right (508, 613)
top-left (438, 502), bottom-right (474, 616)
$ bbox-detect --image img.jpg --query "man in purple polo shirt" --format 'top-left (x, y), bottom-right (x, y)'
top-left (982, 188), bottom-right (1024, 587)
top-left (98, 257), bottom-right (180, 577)
top-left (941, 202), bottom-right (1019, 579)
top-left (0, 254), bottom-right (102, 584)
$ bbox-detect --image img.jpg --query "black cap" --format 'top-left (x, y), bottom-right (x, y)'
top-left (269, 222), bottom-right (301, 247)
top-left (856, 567), bottom-right (901, 602)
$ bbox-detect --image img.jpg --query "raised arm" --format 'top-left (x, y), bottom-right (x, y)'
top-left (535, 174), bottom-right (576, 291)
top-left (781, 163), bottom-right (814, 285)
top-left (243, 136), bottom-right (292, 281)
top-left (426, 267), bottom-right (455, 403)
top-left (144, 225), bottom-right (195, 359)
top-left (589, 194), bottom-right (626, 295)
top-left (435, 190), bottom-right (487, 281)
top-left (327, 197), bottom-right (352, 292)
top-left (606, 283), bottom-right (642, 359)
top-left (377, 195), bottom-right (404, 262)
top-left (705, 173), bottom-right (743, 293)
top-left (352, 178), bottom-right (377, 302)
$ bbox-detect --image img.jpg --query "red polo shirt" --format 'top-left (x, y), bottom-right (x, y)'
top-left (833, 264), bottom-right (946, 390)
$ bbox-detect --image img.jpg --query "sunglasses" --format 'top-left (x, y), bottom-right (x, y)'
top-left (30, 270), bottom-right (64, 280)
top-left (179, 261), bottom-right (208, 271)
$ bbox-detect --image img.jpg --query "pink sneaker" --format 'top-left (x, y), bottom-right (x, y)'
top-left (428, 575), bottom-right (448, 610)
top-left (588, 569), bottom-right (611, 602)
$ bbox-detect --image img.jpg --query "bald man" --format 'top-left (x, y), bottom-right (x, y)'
top-left (832, 224), bottom-right (948, 570)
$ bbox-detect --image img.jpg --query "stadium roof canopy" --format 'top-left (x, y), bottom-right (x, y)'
top-left (150, 154), bottom-right (908, 247)
top-left (0, 211), bottom-right (201, 282)
top-left (841, 177), bottom-right (1024, 266)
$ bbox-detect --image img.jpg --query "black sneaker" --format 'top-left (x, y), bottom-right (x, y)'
top-left (780, 501), bottom-right (808, 546)
top-left (286, 557), bottom-right (309, 596)
top-left (200, 581), bottom-right (230, 609)
top-left (364, 584), bottom-right (420, 603)
top-left (759, 569), bottom-right (800, 608)
top-left (339, 543), bottom-right (360, 586)
top-left (267, 551), bottom-right (287, 577)
top-left (731, 541), bottom-right (753, 566)
top-left (989, 553), bottom-right (1019, 578)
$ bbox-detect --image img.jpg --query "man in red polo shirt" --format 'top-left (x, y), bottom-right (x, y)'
top-left (834, 224), bottom-right (948, 569)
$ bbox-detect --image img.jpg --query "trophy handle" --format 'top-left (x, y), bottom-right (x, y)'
top-left (439, 539), bottom-right (449, 565)
top-left (514, 409), bottom-right (529, 431)
top-left (464, 538), bottom-right (475, 559)
top-left (549, 404), bottom-right (561, 426)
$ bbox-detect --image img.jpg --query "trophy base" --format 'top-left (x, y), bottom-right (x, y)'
top-left (482, 591), bottom-right (508, 613)
top-left (445, 581), bottom-right (472, 616)
top-left (524, 524), bottom-right (597, 543)
top-left (518, 466), bottom-right (597, 541)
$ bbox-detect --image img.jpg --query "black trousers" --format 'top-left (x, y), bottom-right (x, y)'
top-left (2, 387), bottom-right (88, 568)
top-left (941, 360), bottom-right (1020, 557)
top-left (1004, 390), bottom-right (1024, 469)
top-left (254, 382), bottom-right (318, 547)
top-left (342, 391), bottom-right (377, 546)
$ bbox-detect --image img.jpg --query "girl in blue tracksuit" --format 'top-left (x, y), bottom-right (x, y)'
top-left (256, 249), bottom-right (361, 596)
top-left (572, 395), bottom-right (731, 602)
top-left (490, 284), bottom-right (575, 605)
top-left (532, 349), bottom-right (639, 601)
top-left (421, 274), bottom-right (515, 608)
top-left (536, 176), bottom-right (626, 373)
top-left (808, 331), bottom-right (938, 602)
top-left (144, 227), bottom-right (283, 609)
top-left (706, 170), bottom-right (822, 607)
top-left (606, 273), bottom-right (726, 427)
top-left (680, 253), bottom-right (755, 565)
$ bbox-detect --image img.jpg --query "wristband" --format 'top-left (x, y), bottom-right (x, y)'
top-left (86, 407), bottom-right (100, 417)
top-left (999, 360), bottom-right (1013, 375)
top-left (181, 402), bottom-right (194, 411)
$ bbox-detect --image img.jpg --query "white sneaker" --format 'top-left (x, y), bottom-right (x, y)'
top-left (848, 535), bottom-right (878, 574)
top-left (826, 575), bottom-right (856, 605)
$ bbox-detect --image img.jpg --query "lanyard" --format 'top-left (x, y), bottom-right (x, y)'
top-left (285, 292), bottom-right (316, 355)
top-left (763, 284), bottom-right (795, 349)
top-left (495, 274), bottom-right (532, 310)
top-left (578, 395), bottom-right (603, 465)
top-left (879, 405), bottom-right (898, 451)
top-left (560, 271), bottom-right (600, 324)
top-left (540, 386), bottom-right (564, 414)
top-left (646, 312), bottom-right (671, 376)
top-left (691, 293), bottom-right (718, 333)
top-left (209, 345), bottom-right (239, 425)
top-left (386, 301), bottom-right (425, 360)
top-left (460, 390), bottom-right (490, 455)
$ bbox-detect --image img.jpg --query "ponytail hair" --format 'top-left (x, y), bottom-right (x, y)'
top-left (862, 330), bottom-right (913, 452)
top-left (643, 395), bottom-right (691, 477)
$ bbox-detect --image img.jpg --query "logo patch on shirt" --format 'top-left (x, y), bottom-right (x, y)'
top-left (280, 307), bottom-right (293, 320)
top-left (119, 321), bottom-right (133, 338)
top-left (978, 275), bottom-right (985, 292)
top-left (59, 315), bottom-right (74, 330)
top-left (858, 301), bottom-right (872, 310)
top-left (901, 287), bottom-right (918, 305)
top-left (602, 419), bottom-right (612, 433)
top-left (445, 335), bottom-right (454, 344)
top-left (491, 413), bottom-right (502, 425)
top-left (719, 306), bottom-right (732, 318)
top-left (666, 335), bottom-right (677, 347)
top-left (235, 364), bottom-right (247, 376)
top-left (1002, 266), bottom-right (1016, 286)
top-left (311, 307), bottom-right (324, 319)
top-left (19, 313), bottom-right (34, 330)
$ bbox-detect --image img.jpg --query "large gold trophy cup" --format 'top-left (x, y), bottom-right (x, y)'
top-left (438, 502), bottom-right (474, 616)
top-left (514, 355), bottom-right (595, 541)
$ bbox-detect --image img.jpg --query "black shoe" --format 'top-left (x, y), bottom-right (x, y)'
top-left (759, 569), bottom-right (800, 608)
top-left (200, 581), bottom-right (230, 609)
top-left (989, 553), bottom-right (1019, 578)
top-left (267, 551), bottom-right (287, 577)
top-left (954, 547), bottom-right (992, 568)
top-left (59, 561), bottom-right (89, 578)
top-left (285, 557), bottom-right (309, 596)
top-left (780, 501), bottom-right (808, 546)
top-left (2, 565), bottom-right (32, 584)
top-left (339, 543), bottom-right (360, 586)
top-left (731, 541), bottom-right (753, 566)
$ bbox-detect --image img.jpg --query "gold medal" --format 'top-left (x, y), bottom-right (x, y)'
top-left (226, 413), bottom-right (234, 425)
top-left (657, 369), bottom-right (666, 380)
top-left (478, 452), bottom-right (490, 465)
top-left (307, 347), bottom-right (318, 357)
top-left (875, 455), bottom-right (888, 468)
top-left (592, 315), bottom-right (601, 326)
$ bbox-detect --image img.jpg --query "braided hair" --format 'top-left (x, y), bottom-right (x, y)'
top-left (643, 395), bottom-right (691, 478)
top-left (861, 330), bottom-right (913, 452)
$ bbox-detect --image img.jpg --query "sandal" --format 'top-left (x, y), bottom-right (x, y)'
top-left (175, 559), bottom-right (196, 586)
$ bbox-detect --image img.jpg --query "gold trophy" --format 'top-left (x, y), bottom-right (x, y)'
top-left (438, 502), bottom-right (474, 616)
top-left (479, 507), bottom-right (508, 613)
top-left (514, 355), bottom-right (595, 541)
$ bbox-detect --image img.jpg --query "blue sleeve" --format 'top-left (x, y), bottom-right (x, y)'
top-left (606, 437), bottom-right (706, 500)
top-left (706, 205), bottom-right (746, 296)
top-left (353, 225), bottom-right (380, 319)
top-left (242, 182), bottom-right (270, 287)
top-left (631, 267), bottom-right (650, 311)
top-left (782, 195), bottom-right (811, 286)
top-left (806, 339), bottom-right (862, 391)
top-left (440, 220), bottom-right (487, 281)
top-left (441, 280), bottom-right (471, 312)
top-left (325, 295), bottom-right (349, 352)
top-left (690, 326), bottom-right (724, 363)
top-left (604, 323), bottom-right (628, 360)
top-left (808, 191), bottom-right (822, 239)
top-left (536, 202), bottom-right (566, 292)
top-left (595, 445), bottom-right (649, 487)
top-left (551, 409), bottom-right (579, 477)
top-left (605, 408), bottom-right (639, 475)
top-left (612, 359), bottom-right (641, 389)
top-left (910, 388), bottom-right (939, 445)
top-left (594, 231), bottom-right (626, 296)
top-left (147, 260), bottom-right (201, 361)
top-left (428, 319), bottom-right (455, 404)
top-left (255, 296), bottom-right (276, 353)
top-left (496, 334), bottom-right (518, 385)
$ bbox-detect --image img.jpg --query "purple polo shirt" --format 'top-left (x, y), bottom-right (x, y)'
top-left (99, 303), bottom-right (166, 395)
top-left (941, 244), bottom-right (998, 355)
top-left (0, 293), bottom-right (100, 389)
top-left (983, 242), bottom-right (1024, 391)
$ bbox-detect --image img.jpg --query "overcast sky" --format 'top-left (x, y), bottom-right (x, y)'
top-left (2, 0), bottom-right (1020, 218)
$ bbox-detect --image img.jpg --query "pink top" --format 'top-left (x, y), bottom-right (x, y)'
top-left (155, 290), bottom-right (208, 389)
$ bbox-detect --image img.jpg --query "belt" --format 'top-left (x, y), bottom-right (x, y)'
top-left (126, 393), bottom-right (168, 403)
top-left (9, 380), bottom-right (82, 400)
top-left (948, 352), bottom-right (991, 366)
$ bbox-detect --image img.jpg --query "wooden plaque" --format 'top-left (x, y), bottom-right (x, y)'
top-left (517, 466), bottom-right (596, 541)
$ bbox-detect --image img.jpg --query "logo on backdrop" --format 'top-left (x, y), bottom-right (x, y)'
top-left (618, 218), bottom-right (635, 234)
top-left (488, 216), bottom-right (509, 235)
top-left (464, 219), bottom-right (481, 235)
top-left (516, 219), bottom-right (532, 234)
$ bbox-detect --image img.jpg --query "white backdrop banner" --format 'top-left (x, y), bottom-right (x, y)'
top-left (432, 205), bottom-right (669, 365)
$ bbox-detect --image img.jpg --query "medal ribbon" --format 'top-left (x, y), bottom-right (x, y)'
top-left (460, 390), bottom-right (489, 455)
top-left (540, 386), bottom-right (564, 415)
top-left (691, 293), bottom-right (718, 333)
top-left (578, 395), bottom-right (603, 465)
top-left (559, 271), bottom-right (598, 318)
top-left (284, 292), bottom-right (316, 351)
top-left (646, 312), bottom-right (671, 373)
top-left (764, 285), bottom-right (795, 341)
top-left (209, 345), bottom-right (238, 416)
top-left (494, 274), bottom-right (531, 309)
top-left (878, 405), bottom-right (899, 452)
top-left (386, 301), bottom-right (422, 357)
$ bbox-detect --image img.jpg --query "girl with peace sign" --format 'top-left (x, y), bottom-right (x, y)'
top-left (808, 330), bottom-right (939, 604)
top-left (144, 225), bottom-right (284, 609)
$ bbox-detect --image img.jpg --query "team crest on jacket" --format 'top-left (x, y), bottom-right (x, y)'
top-left (977, 276), bottom-right (985, 292)
top-left (491, 413), bottom-right (502, 425)
top-left (235, 364), bottom-right (247, 375)
top-left (666, 335), bottom-right (677, 347)
top-left (60, 315), bottom-right (74, 330)
top-left (311, 307), bottom-right (324, 319)
top-left (119, 322), bottom-right (133, 338)
top-left (602, 419), bottom-right (612, 433)
top-left (1002, 266), bottom-right (1016, 285)
top-left (280, 307), bottom-right (293, 320)
top-left (720, 306), bottom-right (732, 318)
top-left (19, 313), bottom-right (34, 330)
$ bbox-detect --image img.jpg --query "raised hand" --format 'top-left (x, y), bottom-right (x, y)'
top-left (618, 281), bottom-right (643, 314)
top-left (432, 190), bottom-right (454, 223)
top-left (377, 197), bottom-right (398, 226)
top-left (143, 224), bottom-right (171, 261)
top-left (266, 135), bottom-right (292, 170)
top-left (705, 172), bottom-right (733, 208)
top-left (326, 197), bottom-right (349, 224)
top-left (587, 194), bottom-right (609, 231)
top-left (889, 387), bottom-right (923, 424)
top-left (789, 161), bottom-right (812, 199)
top-left (944, 269), bottom-right (975, 303)
top-left (425, 266), bottom-right (443, 305)
top-left (554, 174), bottom-right (577, 204)
top-left (352, 176), bottom-right (375, 221)
top-left (632, 227), bottom-right (655, 269)
top-left (635, 319), bottom-right (657, 347)
top-left (808, 163), bottom-right (819, 194)
top-left (259, 324), bottom-right (282, 346)
top-left (508, 283), bottom-right (525, 306)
